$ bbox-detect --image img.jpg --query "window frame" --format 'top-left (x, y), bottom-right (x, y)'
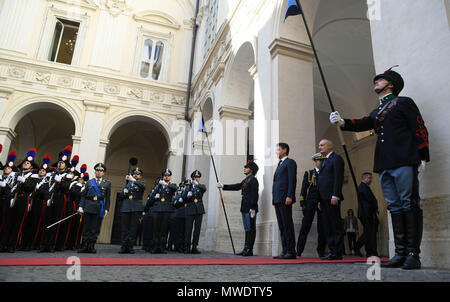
top-left (133, 27), bottom-right (172, 82)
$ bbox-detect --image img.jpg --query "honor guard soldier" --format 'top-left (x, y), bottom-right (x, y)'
top-left (182, 170), bottom-right (206, 254)
top-left (119, 167), bottom-right (146, 254)
top-left (55, 155), bottom-right (81, 251)
top-left (64, 161), bottom-right (85, 250)
top-left (0, 150), bottom-right (18, 238)
top-left (296, 153), bottom-right (327, 258)
top-left (150, 169), bottom-right (177, 254)
top-left (0, 148), bottom-right (39, 252)
top-left (171, 181), bottom-right (187, 253)
top-left (21, 154), bottom-right (51, 251)
top-left (40, 147), bottom-right (72, 252)
top-left (330, 67), bottom-right (430, 269)
top-left (218, 161), bottom-right (259, 256)
top-left (72, 170), bottom-right (89, 250)
top-left (78, 163), bottom-right (111, 253)
top-left (141, 177), bottom-right (160, 252)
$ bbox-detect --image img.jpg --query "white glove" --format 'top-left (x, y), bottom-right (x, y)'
top-left (65, 174), bottom-right (73, 179)
top-left (142, 211), bottom-right (146, 216)
top-left (10, 198), bottom-right (14, 208)
top-left (125, 175), bottom-right (130, 181)
top-left (330, 111), bottom-right (345, 126)
top-left (187, 191), bottom-right (193, 197)
top-left (27, 204), bottom-right (31, 212)
top-left (17, 176), bottom-right (25, 183)
top-left (418, 160), bottom-right (426, 174)
top-left (54, 174), bottom-right (62, 183)
top-left (217, 182), bottom-right (224, 188)
top-left (128, 175), bottom-right (136, 183)
top-left (155, 193), bottom-right (160, 199)
top-left (159, 180), bottom-right (166, 185)
top-left (76, 183), bottom-right (83, 187)
top-left (47, 199), bottom-right (52, 207)
top-left (250, 209), bottom-right (256, 218)
top-left (192, 180), bottom-right (199, 186)
top-left (78, 207), bottom-right (84, 214)
top-left (178, 197), bottom-right (183, 202)
top-left (104, 210), bottom-right (108, 217)
top-left (0, 181), bottom-right (6, 188)
top-left (123, 188), bottom-right (129, 194)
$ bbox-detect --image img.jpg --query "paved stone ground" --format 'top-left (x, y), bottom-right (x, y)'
top-left (1, 244), bottom-right (449, 282)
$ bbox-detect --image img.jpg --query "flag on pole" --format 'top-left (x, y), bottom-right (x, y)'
top-left (198, 116), bottom-right (206, 133)
top-left (285, 0), bottom-right (302, 20)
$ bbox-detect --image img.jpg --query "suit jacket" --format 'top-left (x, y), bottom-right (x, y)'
top-left (223, 175), bottom-right (259, 213)
top-left (182, 183), bottom-right (206, 216)
top-left (120, 180), bottom-right (146, 213)
top-left (80, 178), bottom-right (111, 215)
top-left (317, 152), bottom-right (345, 201)
top-left (357, 182), bottom-right (378, 221)
top-left (342, 96), bottom-right (430, 173)
top-left (272, 157), bottom-right (297, 205)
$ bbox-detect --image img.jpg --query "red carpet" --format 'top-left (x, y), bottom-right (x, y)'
top-left (0, 257), bottom-right (389, 266)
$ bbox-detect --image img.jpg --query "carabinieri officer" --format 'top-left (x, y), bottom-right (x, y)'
top-left (119, 167), bottom-right (146, 254)
top-left (78, 163), bottom-right (111, 254)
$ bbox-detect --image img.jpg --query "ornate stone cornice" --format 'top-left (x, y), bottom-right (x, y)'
top-left (0, 87), bottom-right (14, 99)
top-left (268, 38), bottom-right (314, 62)
top-left (0, 126), bottom-right (17, 140)
top-left (83, 100), bottom-right (110, 113)
top-left (218, 105), bottom-right (252, 120)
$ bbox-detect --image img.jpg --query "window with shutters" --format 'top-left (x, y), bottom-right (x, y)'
top-left (139, 38), bottom-right (166, 81)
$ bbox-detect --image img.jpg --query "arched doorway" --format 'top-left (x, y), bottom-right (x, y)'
top-left (10, 105), bottom-right (76, 165)
top-left (312, 0), bottom-right (388, 256)
top-left (100, 115), bottom-right (169, 244)
top-left (214, 41), bottom-right (255, 253)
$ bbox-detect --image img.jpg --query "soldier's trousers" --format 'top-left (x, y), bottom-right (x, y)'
top-left (67, 211), bottom-right (83, 249)
top-left (21, 199), bottom-right (46, 249)
top-left (82, 213), bottom-right (103, 244)
top-left (153, 212), bottom-right (171, 249)
top-left (0, 198), bottom-right (8, 234)
top-left (142, 212), bottom-right (154, 248)
top-left (185, 214), bottom-right (203, 246)
top-left (296, 201), bottom-right (326, 256)
top-left (55, 197), bottom-right (73, 250)
top-left (0, 195), bottom-right (30, 249)
top-left (120, 211), bottom-right (140, 248)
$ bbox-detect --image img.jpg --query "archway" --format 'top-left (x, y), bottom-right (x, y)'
top-left (99, 115), bottom-right (170, 244)
top-left (312, 0), bottom-right (388, 256)
top-left (10, 104), bottom-right (76, 165)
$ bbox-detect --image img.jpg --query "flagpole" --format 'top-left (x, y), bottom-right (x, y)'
top-left (293, 0), bottom-right (359, 193)
top-left (198, 108), bottom-right (236, 255)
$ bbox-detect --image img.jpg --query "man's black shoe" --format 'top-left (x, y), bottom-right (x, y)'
top-left (282, 253), bottom-right (296, 259)
top-left (273, 253), bottom-right (285, 259)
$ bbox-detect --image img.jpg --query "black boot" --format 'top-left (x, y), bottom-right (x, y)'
top-left (119, 245), bottom-right (128, 254)
top-left (237, 232), bottom-right (250, 256)
top-left (88, 242), bottom-right (96, 254)
top-left (191, 245), bottom-right (201, 254)
top-left (184, 244), bottom-right (190, 254)
top-left (78, 241), bottom-right (89, 253)
top-left (402, 210), bottom-right (421, 270)
top-left (381, 213), bottom-right (407, 268)
top-left (243, 230), bottom-right (256, 256)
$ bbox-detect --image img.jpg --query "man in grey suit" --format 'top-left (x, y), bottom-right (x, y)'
top-left (119, 167), bottom-right (146, 254)
top-left (78, 163), bottom-right (111, 253)
top-left (272, 142), bottom-right (297, 259)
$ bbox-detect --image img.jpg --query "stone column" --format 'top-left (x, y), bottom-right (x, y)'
top-left (268, 37), bottom-right (316, 256)
top-left (77, 100), bottom-right (110, 176)
top-left (0, 88), bottom-right (14, 163)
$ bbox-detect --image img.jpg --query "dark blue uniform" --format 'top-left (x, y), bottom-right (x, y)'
top-left (182, 182), bottom-right (206, 253)
top-left (296, 169), bottom-right (327, 257)
top-left (79, 178), bottom-right (111, 252)
top-left (119, 180), bottom-right (146, 253)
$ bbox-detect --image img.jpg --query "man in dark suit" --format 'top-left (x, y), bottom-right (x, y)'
top-left (218, 161), bottom-right (259, 256)
top-left (78, 163), bottom-right (111, 254)
top-left (272, 143), bottom-right (297, 259)
top-left (317, 139), bottom-right (345, 260)
top-left (354, 172), bottom-right (379, 257)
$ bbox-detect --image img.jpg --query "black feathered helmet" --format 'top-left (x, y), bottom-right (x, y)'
top-left (373, 65), bottom-right (404, 96)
